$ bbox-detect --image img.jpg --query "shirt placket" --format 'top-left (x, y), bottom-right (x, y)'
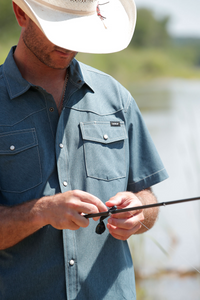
top-left (63, 229), bottom-right (78, 300)
top-left (56, 111), bottom-right (71, 193)
top-left (56, 98), bottom-right (78, 300)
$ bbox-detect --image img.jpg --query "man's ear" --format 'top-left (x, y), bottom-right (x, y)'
top-left (12, 2), bottom-right (28, 27)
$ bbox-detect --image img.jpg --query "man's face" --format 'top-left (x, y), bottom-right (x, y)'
top-left (22, 18), bottom-right (77, 69)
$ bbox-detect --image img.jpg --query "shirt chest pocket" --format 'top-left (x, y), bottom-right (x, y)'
top-left (0, 129), bottom-right (42, 193)
top-left (80, 122), bottom-right (127, 181)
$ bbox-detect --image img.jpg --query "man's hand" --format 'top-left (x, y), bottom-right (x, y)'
top-left (40, 190), bottom-right (107, 230)
top-left (0, 190), bottom-right (107, 250)
top-left (106, 189), bottom-right (159, 240)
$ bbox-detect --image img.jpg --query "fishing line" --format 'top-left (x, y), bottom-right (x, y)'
top-left (139, 220), bottom-right (200, 274)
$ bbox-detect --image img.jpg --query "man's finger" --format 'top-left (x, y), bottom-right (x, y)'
top-left (72, 190), bottom-right (107, 212)
top-left (110, 207), bottom-right (142, 219)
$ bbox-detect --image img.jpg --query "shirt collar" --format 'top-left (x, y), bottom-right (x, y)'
top-left (3, 47), bottom-right (94, 100)
top-left (68, 58), bottom-right (94, 93)
top-left (3, 46), bottom-right (31, 99)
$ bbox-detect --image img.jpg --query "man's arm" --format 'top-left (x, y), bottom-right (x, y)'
top-left (134, 188), bottom-right (159, 234)
top-left (106, 188), bottom-right (159, 240)
top-left (0, 198), bottom-right (43, 251)
top-left (0, 190), bottom-right (107, 250)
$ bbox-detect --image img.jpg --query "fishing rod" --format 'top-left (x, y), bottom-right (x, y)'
top-left (84, 196), bottom-right (200, 234)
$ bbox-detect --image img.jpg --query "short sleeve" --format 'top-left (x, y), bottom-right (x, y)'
top-left (125, 94), bottom-right (168, 192)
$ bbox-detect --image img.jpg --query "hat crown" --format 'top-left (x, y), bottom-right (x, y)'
top-left (35, 0), bottom-right (97, 12)
top-left (12, 0), bottom-right (137, 53)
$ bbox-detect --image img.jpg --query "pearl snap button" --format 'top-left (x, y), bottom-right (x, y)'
top-left (103, 134), bottom-right (108, 140)
top-left (10, 145), bottom-right (15, 151)
top-left (63, 181), bottom-right (68, 187)
top-left (59, 143), bottom-right (64, 149)
top-left (69, 259), bottom-right (75, 266)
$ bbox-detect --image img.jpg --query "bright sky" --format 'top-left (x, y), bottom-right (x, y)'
top-left (134, 0), bottom-right (200, 38)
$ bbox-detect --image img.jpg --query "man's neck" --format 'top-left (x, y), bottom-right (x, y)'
top-left (13, 37), bottom-right (66, 88)
top-left (13, 37), bottom-right (69, 108)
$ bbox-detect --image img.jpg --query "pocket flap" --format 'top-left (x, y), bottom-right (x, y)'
top-left (0, 129), bottom-right (38, 155)
top-left (80, 121), bottom-right (127, 144)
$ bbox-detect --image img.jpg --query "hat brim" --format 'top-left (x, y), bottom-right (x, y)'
top-left (13, 0), bottom-right (137, 54)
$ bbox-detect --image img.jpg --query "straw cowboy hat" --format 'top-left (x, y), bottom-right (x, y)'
top-left (12, 0), bottom-right (137, 54)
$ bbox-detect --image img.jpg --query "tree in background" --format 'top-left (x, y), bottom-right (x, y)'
top-left (131, 8), bottom-right (171, 48)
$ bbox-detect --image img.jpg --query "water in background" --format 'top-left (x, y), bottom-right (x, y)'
top-left (129, 79), bottom-right (200, 300)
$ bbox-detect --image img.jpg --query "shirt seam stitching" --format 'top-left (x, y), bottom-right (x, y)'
top-left (128, 168), bottom-right (166, 185)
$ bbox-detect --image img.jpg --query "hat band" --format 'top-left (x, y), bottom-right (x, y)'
top-left (36, 0), bottom-right (96, 16)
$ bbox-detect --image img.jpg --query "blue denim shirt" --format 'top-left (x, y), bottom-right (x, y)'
top-left (0, 47), bottom-right (168, 300)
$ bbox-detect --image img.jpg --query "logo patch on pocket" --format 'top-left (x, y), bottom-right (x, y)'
top-left (110, 122), bottom-right (121, 127)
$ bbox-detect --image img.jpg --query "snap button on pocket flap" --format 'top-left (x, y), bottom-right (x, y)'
top-left (0, 129), bottom-right (38, 155)
top-left (80, 122), bottom-right (127, 144)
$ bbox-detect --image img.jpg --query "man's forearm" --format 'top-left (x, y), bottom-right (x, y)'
top-left (0, 199), bottom-right (44, 250)
top-left (135, 188), bottom-right (159, 234)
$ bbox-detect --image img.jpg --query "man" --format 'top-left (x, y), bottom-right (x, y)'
top-left (0, 0), bottom-right (168, 299)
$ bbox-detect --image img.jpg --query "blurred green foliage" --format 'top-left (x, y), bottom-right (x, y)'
top-left (1, 0), bottom-right (200, 84)
top-left (0, 0), bottom-right (20, 59)
top-left (0, 1), bottom-right (20, 39)
top-left (131, 8), bottom-right (171, 48)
